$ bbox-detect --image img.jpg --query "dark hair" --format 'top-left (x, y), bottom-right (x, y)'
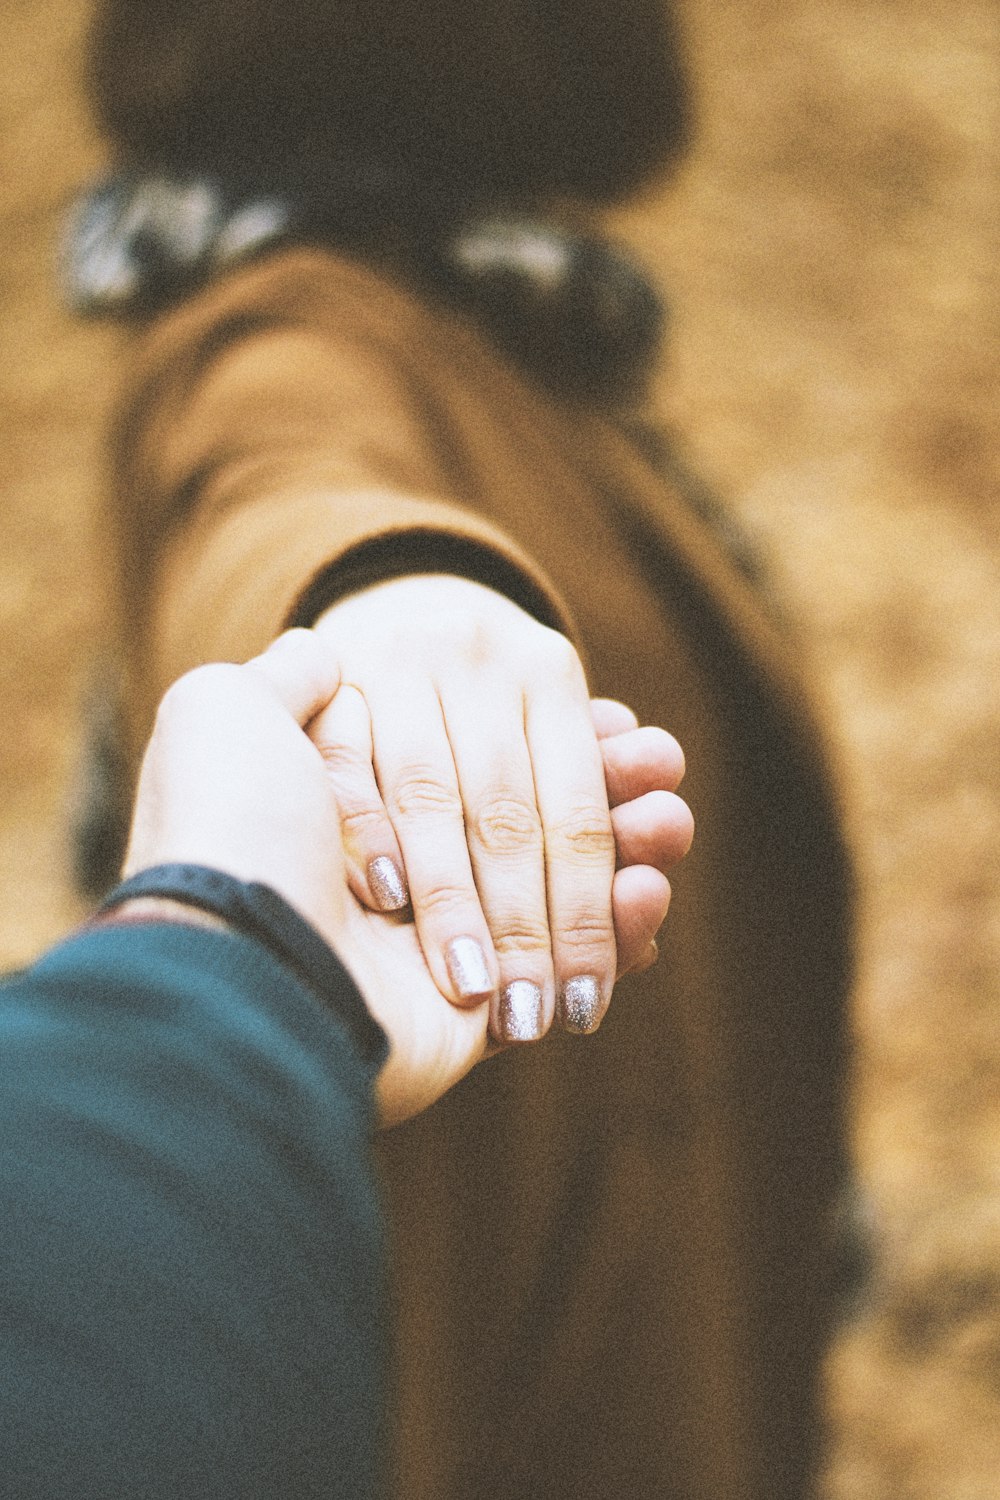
top-left (88, 0), bottom-right (692, 214)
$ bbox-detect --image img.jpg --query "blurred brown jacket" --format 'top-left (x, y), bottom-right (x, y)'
top-left (106, 243), bottom-right (853, 1500)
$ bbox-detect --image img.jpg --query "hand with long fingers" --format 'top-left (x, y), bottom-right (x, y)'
top-left (123, 628), bottom-right (692, 1124)
top-left (311, 574), bottom-right (693, 1044)
top-left (122, 628), bottom-right (486, 1124)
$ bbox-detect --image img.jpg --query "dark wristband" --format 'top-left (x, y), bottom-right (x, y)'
top-left (97, 864), bottom-right (388, 1072)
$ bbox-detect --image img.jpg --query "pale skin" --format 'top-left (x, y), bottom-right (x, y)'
top-left (311, 574), bottom-right (694, 1040)
top-left (124, 624), bottom-right (693, 1126)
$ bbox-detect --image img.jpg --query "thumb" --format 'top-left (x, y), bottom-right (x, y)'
top-left (244, 629), bottom-right (342, 724)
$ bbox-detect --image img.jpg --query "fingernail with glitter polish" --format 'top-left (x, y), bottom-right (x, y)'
top-left (445, 937), bottom-right (494, 1002)
top-left (367, 855), bottom-right (408, 912)
top-left (498, 981), bottom-right (544, 1043)
top-left (560, 975), bottom-right (603, 1034)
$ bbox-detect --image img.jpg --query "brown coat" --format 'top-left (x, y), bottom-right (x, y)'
top-left (109, 245), bottom-right (853, 1500)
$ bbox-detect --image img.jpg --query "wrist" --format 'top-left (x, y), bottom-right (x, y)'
top-left (289, 529), bottom-right (569, 635)
top-left (92, 864), bottom-right (388, 1074)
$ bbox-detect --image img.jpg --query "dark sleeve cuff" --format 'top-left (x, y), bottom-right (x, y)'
top-left (287, 527), bottom-right (572, 634)
top-left (97, 863), bottom-right (388, 1074)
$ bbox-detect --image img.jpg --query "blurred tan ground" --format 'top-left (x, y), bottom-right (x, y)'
top-left (2, 0), bottom-right (999, 1493)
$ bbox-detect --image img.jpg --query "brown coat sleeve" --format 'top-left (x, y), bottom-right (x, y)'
top-left (110, 246), bottom-right (577, 740)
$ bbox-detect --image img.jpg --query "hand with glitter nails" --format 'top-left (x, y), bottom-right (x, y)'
top-left (121, 629), bottom-right (485, 1124)
top-left (122, 629), bottom-right (689, 1125)
top-left (310, 574), bottom-right (693, 1044)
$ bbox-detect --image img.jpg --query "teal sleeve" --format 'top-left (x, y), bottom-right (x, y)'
top-left (0, 922), bottom-right (388, 1499)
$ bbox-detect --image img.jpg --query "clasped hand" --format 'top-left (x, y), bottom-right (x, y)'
top-left (125, 586), bottom-right (693, 1125)
top-left (311, 575), bottom-right (693, 1039)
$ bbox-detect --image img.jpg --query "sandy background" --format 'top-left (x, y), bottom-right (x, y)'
top-left (2, 0), bottom-right (999, 1493)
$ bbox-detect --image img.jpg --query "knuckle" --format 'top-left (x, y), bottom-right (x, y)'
top-left (314, 737), bottom-right (369, 778)
top-left (556, 909), bottom-right (616, 955)
top-left (389, 768), bottom-right (464, 823)
top-left (337, 802), bottom-right (388, 840)
top-left (490, 916), bottom-right (553, 958)
top-left (156, 664), bottom-right (239, 722)
top-left (550, 805), bottom-right (615, 864)
top-left (460, 616), bottom-right (498, 671)
top-left (416, 878), bottom-right (479, 921)
top-left (472, 794), bottom-right (543, 857)
top-left (537, 628), bottom-right (582, 681)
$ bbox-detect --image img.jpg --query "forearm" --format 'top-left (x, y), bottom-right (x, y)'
top-left (111, 248), bottom-right (576, 743)
top-left (0, 918), bottom-right (388, 1497)
top-left (145, 485), bottom-right (572, 705)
